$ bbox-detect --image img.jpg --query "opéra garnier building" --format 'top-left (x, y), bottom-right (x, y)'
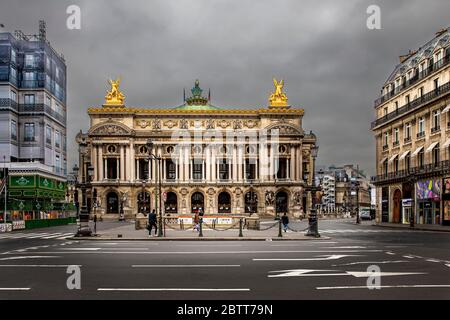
top-left (76, 78), bottom-right (317, 219)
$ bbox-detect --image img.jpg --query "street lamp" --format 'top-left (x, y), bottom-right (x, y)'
top-left (306, 145), bottom-right (320, 238)
top-left (146, 139), bottom-right (163, 237)
top-left (74, 142), bottom-right (93, 237)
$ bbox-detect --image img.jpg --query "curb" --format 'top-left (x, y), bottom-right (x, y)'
top-left (374, 224), bottom-right (450, 233)
top-left (67, 236), bottom-right (331, 241)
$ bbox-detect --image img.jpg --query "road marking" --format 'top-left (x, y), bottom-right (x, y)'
top-left (446, 264), bottom-right (450, 268)
top-left (0, 288), bottom-right (30, 291)
top-left (41, 233), bottom-right (68, 239)
top-left (0, 256), bottom-right (60, 261)
top-left (386, 252), bottom-right (396, 255)
top-left (403, 256), bottom-right (415, 259)
top-left (59, 248), bottom-right (101, 251)
top-left (268, 269), bottom-right (426, 278)
top-left (253, 255), bottom-right (362, 261)
top-left (98, 288), bottom-right (250, 292)
top-left (132, 265), bottom-right (241, 268)
top-left (0, 265), bottom-right (81, 268)
top-left (426, 259), bottom-right (441, 263)
top-left (332, 260), bottom-right (409, 267)
top-left (11, 250), bottom-right (384, 255)
top-left (322, 246), bottom-right (367, 249)
top-left (25, 234), bottom-right (52, 239)
top-left (317, 285), bottom-right (450, 290)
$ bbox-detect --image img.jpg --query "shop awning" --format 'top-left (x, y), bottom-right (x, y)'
top-left (399, 150), bottom-right (411, 160)
top-left (379, 157), bottom-right (388, 164)
top-left (443, 104), bottom-right (450, 113)
top-left (426, 141), bottom-right (440, 153)
top-left (443, 138), bottom-right (450, 149)
top-left (412, 146), bottom-right (424, 157)
top-left (388, 154), bottom-right (399, 163)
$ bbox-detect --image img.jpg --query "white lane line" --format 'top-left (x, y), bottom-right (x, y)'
top-left (132, 265), bottom-right (241, 268)
top-left (403, 256), bottom-right (415, 259)
top-left (0, 256), bottom-right (60, 261)
top-left (25, 234), bottom-right (52, 239)
top-left (332, 260), bottom-right (409, 267)
top-left (98, 288), bottom-right (250, 292)
top-left (322, 246), bottom-right (367, 249)
top-left (59, 248), bottom-right (101, 251)
top-left (386, 252), bottom-right (396, 255)
top-left (41, 233), bottom-right (65, 239)
top-left (426, 259), bottom-right (441, 263)
top-left (317, 285), bottom-right (450, 290)
top-left (446, 264), bottom-right (450, 268)
top-left (254, 255), bottom-right (362, 262)
top-left (0, 265), bottom-right (81, 268)
top-left (55, 233), bottom-right (75, 239)
top-left (8, 250), bottom-right (384, 255)
top-left (0, 288), bottom-right (30, 291)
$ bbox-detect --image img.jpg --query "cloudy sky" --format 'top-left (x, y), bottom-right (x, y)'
top-left (2, 0), bottom-right (450, 176)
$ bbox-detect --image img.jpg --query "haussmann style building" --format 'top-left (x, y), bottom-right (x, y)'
top-left (371, 28), bottom-right (450, 227)
top-left (76, 78), bottom-right (318, 220)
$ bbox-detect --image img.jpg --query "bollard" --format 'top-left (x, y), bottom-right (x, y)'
top-left (278, 219), bottom-right (282, 238)
top-left (199, 218), bottom-right (203, 237)
top-left (180, 220), bottom-right (184, 230)
top-left (239, 218), bottom-right (243, 237)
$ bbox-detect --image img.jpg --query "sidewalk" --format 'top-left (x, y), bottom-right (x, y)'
top-left (70, 221), bottom-right (330, 241)
top-left (375, 222), bottom-right (450, 233)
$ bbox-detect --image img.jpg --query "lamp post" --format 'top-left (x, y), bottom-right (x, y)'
top-left (146, 139), bottom-right (163, 237)
top-left (306, 145), bottom-right (320, 238)
top-left (74, 143), bottom-right (94, 237)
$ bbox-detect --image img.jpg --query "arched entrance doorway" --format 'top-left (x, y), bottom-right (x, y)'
top-left (165, 192), bottom-right (178, 214)
top-left (245, 191), bottom-right (258, 214)
top-left (106, 192), bottom-right (119, 214)
top-left (218, 192), bottom-right (231, 214)
top-left (137, 192), bottom-right (151, 214)
top-left (191, 192), bottom-right (204, 214)
top-left (393, 189), bottom-right (402, 223)
top-left (276, 191), bottom-right (288, 216)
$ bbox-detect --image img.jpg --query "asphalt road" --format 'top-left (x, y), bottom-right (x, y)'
top-left (0, 219), bottom-right (449, 300)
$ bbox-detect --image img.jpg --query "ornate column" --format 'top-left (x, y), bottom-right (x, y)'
top-left (211, 147), bottom-right (216, 182)
top-left (232, 145), bottom-right (237, 181)
top-left (130, 140), bottom-right (135, 182)
top-left (206, 147), bottom-right (211, 181)
top-left (120, 145), bottom-right (125, 181)
top-left (92, 145), bottom-right (97, 181)
top-left (237, 146), bottom-right (242, 182)
top-left (297, 146), bottom-right (302, 181)
top-left (184, 146), bottom-right (189, 181)
top-left (98, 145), bottom-right (103, 181)
top-left (291, 145), bottom-right (296, 182)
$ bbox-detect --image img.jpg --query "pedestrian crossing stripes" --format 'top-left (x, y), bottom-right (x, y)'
top-left (0, 232), bottom-right (74, 240)
top-left (319, 229), bottom-right (407, 234)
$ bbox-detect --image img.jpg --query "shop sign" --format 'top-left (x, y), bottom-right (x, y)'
top-left (217, 218), bottom-right (233, 225)
top-left (177, 217), bottom-right (193, 225)
top-left (12, 221), bottom-right (25, 230)
top-left (402, 199), bottom-right (413, 207)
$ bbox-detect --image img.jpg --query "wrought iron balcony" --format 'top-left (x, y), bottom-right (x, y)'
top-left (371, 160), bottom-right (450, 184)
top-left (374, 54), bottom-right (450, 108)
top-left (19, 103), bottom-right (66, 124)
top-left (0, 98), bottom-right (18, 112)
top-left (371, 82), bottom-right (450, 129)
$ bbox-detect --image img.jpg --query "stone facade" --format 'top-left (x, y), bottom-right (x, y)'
top-left (77, 80), bottom-right (317, 220)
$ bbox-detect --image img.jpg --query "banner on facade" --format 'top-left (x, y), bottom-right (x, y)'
top-left (12, 220), bottom-right (25, 230)
top-left (416, 179), bottom-right (441, 201)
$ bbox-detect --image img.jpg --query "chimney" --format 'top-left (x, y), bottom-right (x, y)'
top-left (399, 50), bottom-right (417, 63)
top-left (436, 28), bottom-right (447, 38)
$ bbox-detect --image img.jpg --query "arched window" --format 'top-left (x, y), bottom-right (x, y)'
top-left (218, 192), bottom-right (231, 214)
top-left (276, 191), bottom-right (288, 215)
top-left (191, 192), bottom-right (204, 214)
top-left (245, 191), bottom-right (258, 214)
top-left (106, 192), bottom-right (119, 214)
top-left (165, 192), bottom-right (177, 214)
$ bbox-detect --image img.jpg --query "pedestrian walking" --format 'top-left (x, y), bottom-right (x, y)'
top-left (193, 212), bottom-right (200, 232)
top-left (281, 213), bottom-right (289, 232)
top-left (148, 209), bottom-right (158, 237)
top-left (93, 214), bottom-right (97, 235)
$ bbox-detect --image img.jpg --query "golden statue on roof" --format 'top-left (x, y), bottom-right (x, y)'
top-left (269, 78), bottom-right (289, 108)
top-left (104, 77), bottom-right (125, 106)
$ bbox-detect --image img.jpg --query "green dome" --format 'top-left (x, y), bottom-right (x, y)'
top-left (175, 79), bottom-right (220, 111)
